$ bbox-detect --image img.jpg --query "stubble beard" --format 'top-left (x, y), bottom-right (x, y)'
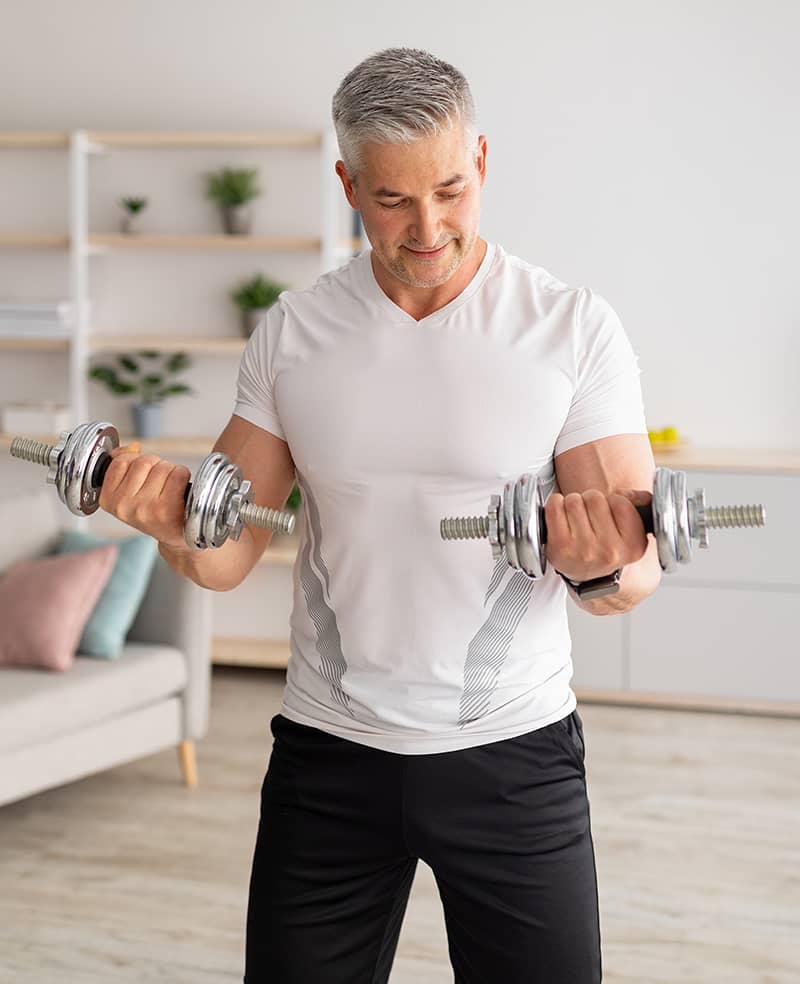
top-left (385, 234), bottom-right (475, 289)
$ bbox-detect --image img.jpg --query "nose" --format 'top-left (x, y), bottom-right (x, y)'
top-left (408, 202), bottom-right (441, 249)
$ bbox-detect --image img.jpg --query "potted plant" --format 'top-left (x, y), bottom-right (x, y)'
top-left (206, 167), bottom-right (261, 235)
top-left (88, 350), bottom-right (194, 438)
top-left (231, 273), bottom-right (288, 336)
top-left (119, 196), bottom-right (148, 235)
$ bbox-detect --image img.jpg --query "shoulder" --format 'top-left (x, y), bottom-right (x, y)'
top-left (278, 252), bottom-right (369, 317)
top-left (489, 245), bottom-right (617, 324)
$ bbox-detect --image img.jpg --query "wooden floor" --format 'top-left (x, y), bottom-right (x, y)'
top-left (1, 667), bottom-right (799, 983)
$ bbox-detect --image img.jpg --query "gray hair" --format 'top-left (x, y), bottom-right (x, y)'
top-left (332, 47), bottom-right (477, 176)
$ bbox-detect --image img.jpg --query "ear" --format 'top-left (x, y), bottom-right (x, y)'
top-left (475, 135), bottom-right (488, 187)
top-left (335, 160), bottom-right (359, 210)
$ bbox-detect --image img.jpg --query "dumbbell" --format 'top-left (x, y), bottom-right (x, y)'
top-left (440, 467), bottom-right (765, 578)
top-left (9, 420), bottom-right (295, 549)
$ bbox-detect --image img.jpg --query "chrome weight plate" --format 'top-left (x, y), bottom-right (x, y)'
top-left (502, 479), bottom-right (520, 571)
top-left (55, 421), bottom-right (119, 516)
top-left (671, 468), bottom-right (693, 565)
top-left (184, 452), bottom-right (244, 549)
top-left (652, 467), bottom-right (679, 573)
top-left (515, 474), bottom-right (547, 579)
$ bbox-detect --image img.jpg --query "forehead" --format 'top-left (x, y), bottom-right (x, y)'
top-left (357, 125), bottom-right (473, 190)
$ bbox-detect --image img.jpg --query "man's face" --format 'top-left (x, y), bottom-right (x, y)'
top-left (337, 123), bottom-right (487, 291)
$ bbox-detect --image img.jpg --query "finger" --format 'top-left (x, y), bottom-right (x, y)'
top-left (162, 464), bottom-right (192, 513)
top-left (581, 489), bottom-right (617, 541)
top-left (608, 494), bottom-right (649, 560)
top-left (99, 452), bottom-right (142, 500)
top-left (544, 493), bottom-right (570, 544)
top-left (111, 454), bottom-right (163, 499)
top-left (138, 459), bottom-right (180, 500)
top-left (563, 492), bottom-right (596, 544)
top-left (109, 441), bottom-right (142, 458)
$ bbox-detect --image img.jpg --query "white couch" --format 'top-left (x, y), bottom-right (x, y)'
top-left (0, 489), bottom-right (213, 807)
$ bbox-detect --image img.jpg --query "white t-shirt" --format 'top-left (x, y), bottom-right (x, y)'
top-left (234, 243), bottom-right (647, 754)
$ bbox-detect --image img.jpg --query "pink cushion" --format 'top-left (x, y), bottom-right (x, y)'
top-left (0, 544), bottom-right (118, 672)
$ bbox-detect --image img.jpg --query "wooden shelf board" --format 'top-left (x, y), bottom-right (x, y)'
top-left (213, 637), bottom-right (289, 669)
top-left (87, 131), bottom-right (321, 150)
top-left (0, 336), bottom-right (70, 351)
top-left (0, 234), bottom-right (68, 249)
top-left (114, 434), bottom-right (215, 456)
top-left (88, 234), bottom-right (321, 252)
top-left (89, 334), bottom-right (245, 354)
top-left (575, 686), bottom-right (800, 719)
top-left (652, 446), bottom-right (800, 475)
top-left (0, 133), bottom-right (69, 148)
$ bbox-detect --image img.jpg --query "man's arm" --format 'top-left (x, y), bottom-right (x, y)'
top-left (101, 414), bottom-right (297, 592)
top-left (546, 433), bottom-right (662, 615)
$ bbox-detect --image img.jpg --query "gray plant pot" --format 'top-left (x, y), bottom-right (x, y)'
top-left (132, 401), bottom-right (164, 439)
top-left (222, 204), bottom-right (253, 235)
top-left (241, 308), bottom-right (269, 337)
top-left (120, 213), bottom-right (141, 235)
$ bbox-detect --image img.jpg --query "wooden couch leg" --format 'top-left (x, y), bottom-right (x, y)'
top-left (178, 740), bottom-right (198, 788)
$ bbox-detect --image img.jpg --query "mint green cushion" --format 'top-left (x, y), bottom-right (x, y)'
top-left (56, 530), bottom-right (158, 659)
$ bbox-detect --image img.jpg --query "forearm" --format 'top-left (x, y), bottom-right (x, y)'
top-left (567, 538), bottom-right (662, 616)
top-left (158, 526), bottom-right (268, 592)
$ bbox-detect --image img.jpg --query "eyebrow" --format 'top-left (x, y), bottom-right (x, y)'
top-left (374, 174), bottom-right (467, 198)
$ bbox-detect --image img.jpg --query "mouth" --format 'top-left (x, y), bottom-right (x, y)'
top-left (403, 242), bottom-right (450, 259)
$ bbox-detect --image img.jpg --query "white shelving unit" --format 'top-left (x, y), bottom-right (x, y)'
top-left (0, 128), bottom-right (358, 669)
top-left (0, 128), bottom-right (354, 432)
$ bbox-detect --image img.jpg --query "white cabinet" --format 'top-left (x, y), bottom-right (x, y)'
top-left (568, 468), bottom-right (800, 714)
top-left (628, 583), bottom-right (800, 702)
top-left (567, 602), bottom-right (627, 690)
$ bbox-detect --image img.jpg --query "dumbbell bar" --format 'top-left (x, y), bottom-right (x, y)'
top-left (440, 467), bottom-right (765, 578)
top-left (9, 420), bottom-right (295, 550)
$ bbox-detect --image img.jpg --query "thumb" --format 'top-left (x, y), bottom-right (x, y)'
top-left (615, 488), bottom-right (652, 510)
top-left (109, 441), bottom-right (142, 457)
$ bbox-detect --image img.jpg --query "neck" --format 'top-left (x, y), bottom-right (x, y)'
top-left (371, 238), bottom-right (488, 321)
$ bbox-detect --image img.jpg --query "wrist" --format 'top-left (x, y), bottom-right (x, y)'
top-left (558, 568), bottom-right (623, 600)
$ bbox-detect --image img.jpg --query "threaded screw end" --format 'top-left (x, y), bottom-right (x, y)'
top-left (239, 501), bottom-right (295, 535)
top-left (440, 516), bottom-right (490, 541)
top-left (705, 504), bottom-right (766, 529)
top-left (9, 437), bottom-right (55, 466)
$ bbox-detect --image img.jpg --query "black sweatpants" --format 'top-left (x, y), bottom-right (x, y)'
top-left (244, 711), bottom-right (601, 983)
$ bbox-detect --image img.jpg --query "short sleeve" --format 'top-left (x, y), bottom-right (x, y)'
top-left (232, 303), bottom-right (286, 441)
top-left (554, 289), bottom-right (647, 457)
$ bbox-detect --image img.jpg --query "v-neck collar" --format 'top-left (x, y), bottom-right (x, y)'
top-left (357, 242), bottom-right (497, 327)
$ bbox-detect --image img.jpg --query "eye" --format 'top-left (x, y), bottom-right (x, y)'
top-left (378, 199), bottom-right (406, 210)
top-left (439, 192), bottom-right (462, 200)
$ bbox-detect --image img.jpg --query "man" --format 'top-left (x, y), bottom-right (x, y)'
top-left (102, 47), bottom-right (661, 984)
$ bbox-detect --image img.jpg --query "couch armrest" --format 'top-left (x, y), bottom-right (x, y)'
top-left (127, 555), bottom-right (213, 740)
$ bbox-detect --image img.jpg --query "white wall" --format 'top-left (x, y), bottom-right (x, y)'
top-left (1, 0), bottom-right (798, 452)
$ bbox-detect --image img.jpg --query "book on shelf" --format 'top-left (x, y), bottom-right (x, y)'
top-left (0, 301), bottom-right (74, 338)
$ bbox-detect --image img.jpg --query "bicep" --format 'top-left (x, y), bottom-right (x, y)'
top-left (212, 413), bottom-right (297, 555)
top-left (554, 433), bottom-right (655, 496)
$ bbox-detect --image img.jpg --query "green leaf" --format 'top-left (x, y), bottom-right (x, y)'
top-left (89, 365), bottom-right (118, 385)
top-left (112, 381), bottom-right (137, 395)
top-left (118, 355), bottom-right (139, 373)
top-left (231, 273), bottom-right (288, 311)
top-left (138, 350), bottom-right (160, 358)
top-left (162, 383), bottom-right (193, 396)
top-left (165, 351), bottom-right (191, 373)
top-left (206, 167), bottom-right (261, 206)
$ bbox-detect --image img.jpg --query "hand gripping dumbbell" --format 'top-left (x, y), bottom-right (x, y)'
top-left (9, 420), bottom-right (295, 549)
top-left (440, 467), bottom-right (766, 578)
